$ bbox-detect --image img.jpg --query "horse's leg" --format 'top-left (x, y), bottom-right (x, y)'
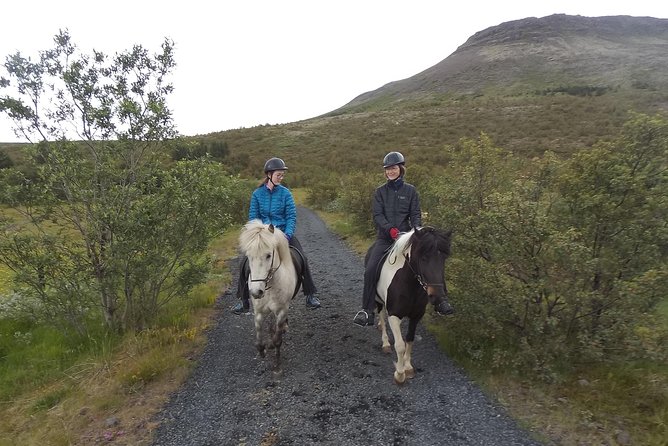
top-left (272, 308), bottom-right (288, 371)
top-left (404, 342), bottom-right (415, 379)
top-left (388, 315), bottom-right (406, 385)
top-left (404, 318), bottom-right (419, 379)
top-left (254, 312), bottom-right (266, 358)
top-left (379, 306), bottom-right (392, 354)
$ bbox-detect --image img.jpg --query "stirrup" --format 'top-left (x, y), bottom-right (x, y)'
top-left (353, 310), bottom-right (374, 326)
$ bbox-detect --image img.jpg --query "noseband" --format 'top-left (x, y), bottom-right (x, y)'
top-left (249, 248), bottom-right (282, 291)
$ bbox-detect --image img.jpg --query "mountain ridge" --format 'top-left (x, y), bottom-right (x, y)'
top-left (340, 14), bottom-right (668, 109)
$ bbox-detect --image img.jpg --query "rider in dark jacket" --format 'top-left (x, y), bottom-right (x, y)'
top-left (353, 151), bottom-right (455, 326)
top-left (232, 157), bottom-right (320, 314)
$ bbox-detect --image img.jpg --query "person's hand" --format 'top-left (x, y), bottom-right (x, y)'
top-left (389, 227), bottom-right (400, 240)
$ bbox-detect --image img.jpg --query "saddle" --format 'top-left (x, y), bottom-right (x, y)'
top-left (365, 241), bottom-right (396, 302)
top-left (289, 246), bottom-right (305, 299)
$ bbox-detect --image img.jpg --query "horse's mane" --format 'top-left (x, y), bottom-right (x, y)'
top-left (388, 227), bottom-right (452, 260)
top-left (239, 219), bottom-right (290, 259)
top-left (388, 230), bottom-right (414, 259)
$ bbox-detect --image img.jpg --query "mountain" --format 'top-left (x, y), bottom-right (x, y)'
top-left (341, 14), bottom-right (668, 109)
top-left (5, 15), bottom-right (668, 183)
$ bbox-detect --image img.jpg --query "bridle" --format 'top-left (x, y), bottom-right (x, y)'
top-left (403, 253), bottom-right (444, 293)
top-left (388, 228), bottom-right (446, 294)
top-left (249, 248), bottom-right (282, 291)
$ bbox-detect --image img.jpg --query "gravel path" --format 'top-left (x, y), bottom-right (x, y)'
top-left (151, 207), bottom-right (543, 446)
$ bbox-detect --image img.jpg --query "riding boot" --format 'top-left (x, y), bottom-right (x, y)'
top-left (232, 298), bottom-right (250, 315)
top-left (305, 294), bottom-right (321, 309)
top-left (434, 297), bottom-right (455, 316)
top-left (353, 309), bottom-right (375, 327)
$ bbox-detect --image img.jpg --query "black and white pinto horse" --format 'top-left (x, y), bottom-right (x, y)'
top-left (239, 219), bottom-right (302, 371)
top-left (372, 226), bottom-right (452, 385)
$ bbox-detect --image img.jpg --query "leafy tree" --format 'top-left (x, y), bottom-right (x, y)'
top-left (0, 31), bottom-right (245, 332)
top-left (553, 113), bottom-right (668, 360)
top-left (335, 170), bottom-right (381, 236)
top-left (0, 149), bottom-right (12, 169)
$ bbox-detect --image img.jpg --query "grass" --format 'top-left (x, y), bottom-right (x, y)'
top-left (0, 224), bottom-right (241, 445)
top-left (427, 309), bottom-right (668, 446)
top-left (477, 362), bottom-right (668, 446)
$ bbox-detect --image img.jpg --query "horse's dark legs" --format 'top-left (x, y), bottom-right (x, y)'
top-left (405, 317), bottom-right (419, 343)
top-left (403, 317), bottom-right (421, 379)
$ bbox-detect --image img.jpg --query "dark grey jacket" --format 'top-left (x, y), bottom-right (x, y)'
top-left (372, 179), bottom-right (422, 241)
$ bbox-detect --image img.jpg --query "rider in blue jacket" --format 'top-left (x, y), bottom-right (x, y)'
top-left (353, 151), bottom-right (455, 326)
top-left (232, 157), bottom-right (320, 314)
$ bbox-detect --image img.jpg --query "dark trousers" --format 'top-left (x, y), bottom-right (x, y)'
top-left (236, 235), bottom-right (317, 302)
top-left (362, 238), bottom-right (393, 312)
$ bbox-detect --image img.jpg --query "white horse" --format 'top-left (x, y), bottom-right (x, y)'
top-left (239, 219), bottom-right (301, 370)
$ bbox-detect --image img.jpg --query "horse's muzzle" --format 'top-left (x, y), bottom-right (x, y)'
top-left (251, 288), bottom-right (264, 299)
top-left (425, 285), bottom-right (446, 300)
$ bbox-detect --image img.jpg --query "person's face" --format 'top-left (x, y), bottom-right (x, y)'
top-left (385, 165), bottom-right (401, 180)
top-left (269, 170), bottom-right (286, 184)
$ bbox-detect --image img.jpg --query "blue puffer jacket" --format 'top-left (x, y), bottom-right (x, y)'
top-left (248, 183), bottom-right (296, 238)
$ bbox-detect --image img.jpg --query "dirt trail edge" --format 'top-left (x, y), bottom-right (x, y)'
top-left (151, 207), bottom-right (543, 446)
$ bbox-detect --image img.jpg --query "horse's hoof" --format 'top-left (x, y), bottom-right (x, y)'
top-left (382, 345), bottom-right (392, 354)
top-left (393, 372), bottom-right (406, 385)
top-left (405, 367), bottom-right (415, 379)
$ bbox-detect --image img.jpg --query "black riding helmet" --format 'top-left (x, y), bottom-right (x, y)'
top-left (264, 157), bottom-right (288, 173)
top-left (383, 151), bottom-right (405, 168)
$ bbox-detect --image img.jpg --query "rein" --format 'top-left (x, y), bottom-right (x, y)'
top-left (249, 248), bottom-right (282, 290)
top-left (403, 252), bottom-right (444, 292)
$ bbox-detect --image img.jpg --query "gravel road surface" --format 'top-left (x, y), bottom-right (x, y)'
top-left (151, 207), bottom-right (543, 446)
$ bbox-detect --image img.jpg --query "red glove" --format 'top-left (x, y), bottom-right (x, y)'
top-left (389, 227), bottom-right (400, 240)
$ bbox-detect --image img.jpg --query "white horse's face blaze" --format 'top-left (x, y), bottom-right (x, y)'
top-left (248, 250), bottom-right (274, 299)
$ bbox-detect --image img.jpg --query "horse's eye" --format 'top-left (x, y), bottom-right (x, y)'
top-left (265, 253), bottom-right (271, 260)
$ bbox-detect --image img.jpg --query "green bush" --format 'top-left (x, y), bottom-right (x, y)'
top-left (334, 171), bottom-right (380, 237)
top-left (424, 118), bottom-right (668, 377)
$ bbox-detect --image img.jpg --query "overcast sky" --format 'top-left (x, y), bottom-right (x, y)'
top-left (1, 0), bottom-right (667, 142)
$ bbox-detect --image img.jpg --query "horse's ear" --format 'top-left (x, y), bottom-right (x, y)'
top-left (415, 226), bottom-right (431, 237)
top-left (268, 224), bottom-right (275, 233)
